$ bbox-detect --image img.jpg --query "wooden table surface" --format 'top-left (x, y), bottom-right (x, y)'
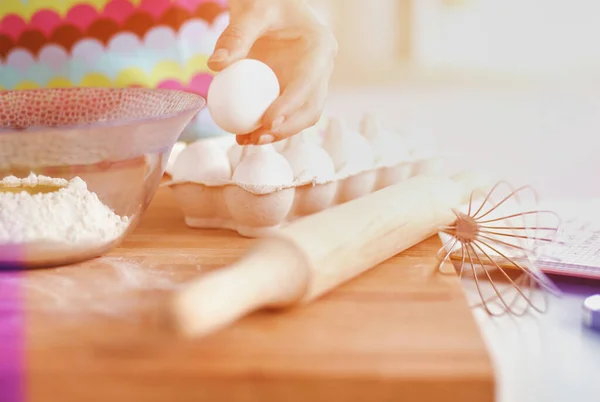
top-left (14, 186), bottom-right (495, 402)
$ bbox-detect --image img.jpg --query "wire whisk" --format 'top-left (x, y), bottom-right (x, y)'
top-left (436, 181), bottom-right (563, 316)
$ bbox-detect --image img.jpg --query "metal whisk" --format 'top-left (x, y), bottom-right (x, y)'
top-left (436, 181), bottom-right (563, 316)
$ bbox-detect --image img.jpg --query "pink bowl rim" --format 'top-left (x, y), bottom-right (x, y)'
top-left (0, 87), bottom-right (206, 134)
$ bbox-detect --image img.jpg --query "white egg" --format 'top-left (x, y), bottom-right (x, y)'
top-left (165, 141), bottom-right (187, 176)
top-left (281, 133), bottom-right (336, 183)
top-left (322, 118), bottom-right (375, 174)
top-left (360, 113), bottom-right (411, 166)
top-left (171, 140), bottom-right (232, 185)
top-left (207, 59), bottom-right (280, 135)
top-left (273, 138), bottom-right (288, 152)
top-left (281, 133), bottom-right (338, 216)
top-left (225, 144), bottom-right (295, 233)
top-left (226, 143), bottom-right (244, 170)
top-left (232, 145), bottom-right (293, 187)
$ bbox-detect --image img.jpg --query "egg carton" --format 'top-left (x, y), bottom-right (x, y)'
top-left (163, 114), bottom-right (445, 237)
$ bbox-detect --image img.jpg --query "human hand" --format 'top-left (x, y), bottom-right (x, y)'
top-left (207, 0), bottom-right (337, 145)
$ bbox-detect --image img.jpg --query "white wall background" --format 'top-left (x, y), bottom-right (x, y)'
top-left (309, 0), bottom-right (600, 202)
top-left (413, 0), bottom-right (600, 78)
top-left (311, 0), bottom-right (600, 80)
top-left (325, 84), bottom-right (600, 201)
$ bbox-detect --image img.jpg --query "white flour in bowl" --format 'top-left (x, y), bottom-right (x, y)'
top-left (0, 173), bottom-right (130, 245)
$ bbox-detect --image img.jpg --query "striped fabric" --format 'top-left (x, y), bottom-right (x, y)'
top-left (0, 0), bottom-right (230, 140)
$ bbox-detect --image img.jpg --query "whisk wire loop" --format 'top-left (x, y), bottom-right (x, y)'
top-left (436, 180), bottom-right (562, 316)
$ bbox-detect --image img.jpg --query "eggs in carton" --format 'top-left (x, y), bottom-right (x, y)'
top-left (164, 114), bottom-right (444, 237)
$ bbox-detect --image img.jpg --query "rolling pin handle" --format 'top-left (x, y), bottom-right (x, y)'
top-left (172, 237), bottom-right (311, 337)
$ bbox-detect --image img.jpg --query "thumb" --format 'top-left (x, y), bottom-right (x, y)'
top-left (208, 16), bottom-right (265, 71)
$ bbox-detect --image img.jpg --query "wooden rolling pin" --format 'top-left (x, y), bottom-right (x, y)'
top-left (171, 172), bottom-right (486, 337)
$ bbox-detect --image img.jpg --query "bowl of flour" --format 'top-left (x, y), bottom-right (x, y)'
top-left (0, 88), bottom-right (205, 268)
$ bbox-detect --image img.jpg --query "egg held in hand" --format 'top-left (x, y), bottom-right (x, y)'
top-left (207, 59), bottom-right (280, 135)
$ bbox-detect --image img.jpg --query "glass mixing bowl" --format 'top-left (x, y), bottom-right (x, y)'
top-left (0, 87), bottom-right (205, 268)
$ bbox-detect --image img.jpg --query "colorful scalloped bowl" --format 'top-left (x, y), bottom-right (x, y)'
top-left (0, 87), bottom-right (205, 268)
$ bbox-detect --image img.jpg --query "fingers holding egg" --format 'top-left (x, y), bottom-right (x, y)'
top-left (240, 76), bottom-right (329, 145)
top-left (271, 25), bottom-right (337, 122)
top-left (235, 81), bottom-right (313, 146)
top-left (270, 80), bottom-right (329, 140)
top-left (207, 47), bottom-right (332, 145)
top-left (258, 43), bottom-right (334, 139)
top-left (208, 16), bottom-right (266, 71)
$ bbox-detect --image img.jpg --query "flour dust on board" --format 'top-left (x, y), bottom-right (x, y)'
top-left (0, 255), bottom-right (203, 322)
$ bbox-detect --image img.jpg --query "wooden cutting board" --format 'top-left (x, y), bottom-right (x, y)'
top-left (16, 186), bottom-right (494, 402)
